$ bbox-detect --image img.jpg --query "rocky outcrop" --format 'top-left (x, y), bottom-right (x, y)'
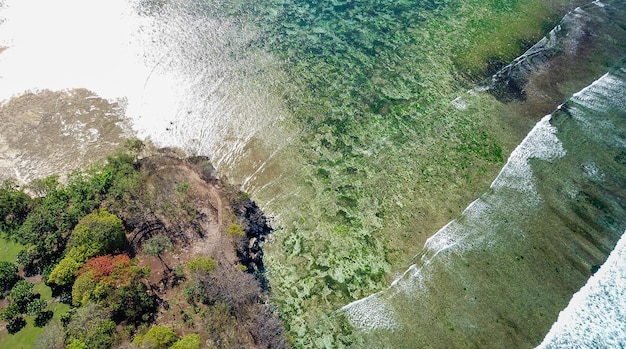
top-left (233, 196), bottom-right (273, 290)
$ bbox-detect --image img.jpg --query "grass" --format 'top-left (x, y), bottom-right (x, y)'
top-left (0, 237), bottom-right (23, 263)
top-left (0, 304), bottom-right (70, 349)
top-left (0, 283), bottom-right (70, 349)
top-left (0, 265), bottom-right (70, 348)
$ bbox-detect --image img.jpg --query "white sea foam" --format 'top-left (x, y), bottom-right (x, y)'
top-left (536, 229), bottom-right (626, 348)
top-left (531, 59), bottom-right (626, 349)
top-left (341, 292), bottom-right (401, 332)
top-left (420, 116), bottom-right (565, 258)
top-left (450, 96), bottom-right (467, 110)
top-left (344, 64), bottom-right (626, 340)
top-left (341, 113), bottom-right (567, 331)
top-left (420, 115), bottom-right (565, 261)
top-left (490, 115), bottom-right (565, 199)
top-left (568, 71), bottom-right (626, 148)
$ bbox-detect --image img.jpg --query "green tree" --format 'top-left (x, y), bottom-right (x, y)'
top-left (72, 271), bottom-right (97, 306)
top-left (71, 255), bottom-right (155, 323)
top-left (132, 325), bottom-right (178, 349)
top-left (65, 303), bottom-right (116, 349)
top-left (0, 303), bottom-right (19, 321)
top-left (0, 261), bottom-right (19, 292)
top-left (142, 235), bottom-right (172, 270)
top-left (47, 257), bottom-right (81, 287)
top-left (27, 298), bottom-right (52, 327)
top-left (18, 169), bottom-right (121, 272)
top-left (16, 246), bottom-right (37, 270)
top-left (6, 315), bottom-right (26, 334)
top-left (34, 320), bottom-right (65, 349)
top-left (9, 280), bottom-right (36, 313)
top-left (0, 178), bottom-right (31, 235)
top-left (66, 339), bottom-right (89, 349)
top-left (10, 155), bottom-right (140, 273)
top-left (103, 153), bottom-right (143, 204)
top-left (17, 176), bottom-right (71, 269)
top-left (107, 281), bottom-right (156, 324)
top-left (27, 175), bottom-right (61, 197)
top-left (170, 334), bottom-right (202, 349)
top-left (66, 208), bottom-right (126, 262)
top-left (26, 298), bottom-right (47, 317)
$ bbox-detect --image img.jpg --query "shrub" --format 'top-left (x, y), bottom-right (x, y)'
top-left (170, 334), bottom-right (202, 349)
top-left (125, 138), bottom-right (145, 153)
top-left (227, 223), bottom-right (245, 238)
top-left (132, 325), bottom-right (179, 349)
top-left (186, 256), bottom-right (216, 274)
top-left (142, 235), bottom-right (172, 257)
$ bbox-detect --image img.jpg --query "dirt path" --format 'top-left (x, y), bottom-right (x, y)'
top-left (134, 156), bottom-right (240, 291)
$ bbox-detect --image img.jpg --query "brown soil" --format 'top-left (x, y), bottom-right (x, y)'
top-left (107, 153), bottom-right (287, 348)
top-left (126, 154), bottom-right (238, 289)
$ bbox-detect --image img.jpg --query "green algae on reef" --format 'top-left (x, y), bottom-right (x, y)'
top-left (188, 0), bottom-right (618, 346)
top-left (124, 0), bottom-right (626, 347)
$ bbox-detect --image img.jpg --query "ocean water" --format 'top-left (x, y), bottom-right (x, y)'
top-left (536, 65), bottom-right (626, 348)
top-left (538, 228), bottom-right (626, 348)
top-left (0, 0), bottom-right (293, 167)
top-left (2, 0), bottom-right (626, 347)
top-left (342, 61), bottom-right (626, 347)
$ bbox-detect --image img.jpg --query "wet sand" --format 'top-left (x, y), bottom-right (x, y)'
top-left (0, 88), bottom-right (130, 183)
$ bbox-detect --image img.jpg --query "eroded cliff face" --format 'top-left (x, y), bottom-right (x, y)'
top-left (110, 152), bottom-right (288, 348)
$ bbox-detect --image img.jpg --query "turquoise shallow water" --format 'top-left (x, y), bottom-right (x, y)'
top-left (1, 0), bottom-right (626, 347)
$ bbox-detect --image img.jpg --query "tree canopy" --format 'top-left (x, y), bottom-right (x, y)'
top-left (0, 261), bottom-right (20, 292)
top-left (9, 280), bottom-right (36, 313)
top-left (66, 208), bottom-right (126, 262)
top-left (0, 179), bottom-right (31, 234)
top-left (142, 235), bottom-right (172, 258)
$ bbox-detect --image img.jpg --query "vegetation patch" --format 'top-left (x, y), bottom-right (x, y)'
top-left (0, 142), bottom-right (287, 348)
